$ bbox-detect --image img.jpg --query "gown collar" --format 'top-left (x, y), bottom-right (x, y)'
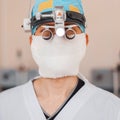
top-left (23, 73), bottom-right (96, 120)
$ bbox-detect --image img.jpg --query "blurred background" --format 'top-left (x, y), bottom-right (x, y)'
top-left (0, 0), bottom-right (120, 97)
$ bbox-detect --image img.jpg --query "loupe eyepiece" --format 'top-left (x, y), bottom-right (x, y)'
top-left (42, 29), bottom-right (53, 40)
top-left (65, 29), bottom-right (76, 40)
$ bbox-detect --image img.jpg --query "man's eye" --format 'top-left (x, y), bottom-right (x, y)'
top-left (37, 28), bottom-right (45, 34)
top-left (40, 28), bottom-right (45, 33)
top-left (72, 26), bottom-right (82, 34)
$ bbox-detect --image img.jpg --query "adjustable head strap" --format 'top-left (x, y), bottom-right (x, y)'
top-left (31, 11), bottom-right (86, 34)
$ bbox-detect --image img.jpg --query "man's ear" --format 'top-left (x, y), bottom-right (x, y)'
top-left (29, 35), bottom-right (32, 45)
top-left (86, 34), bottom-right (89, 46)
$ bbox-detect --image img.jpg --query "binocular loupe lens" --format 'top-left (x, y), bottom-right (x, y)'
top-left (42, 29), bottom-right (53, 40)
top-left (65, 29), bottom-right (76, 40)
top-left (41, 27), bottom-right (76, 40)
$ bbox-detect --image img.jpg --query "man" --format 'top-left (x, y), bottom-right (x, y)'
top-left (0, 0), bottom-right (120, 120)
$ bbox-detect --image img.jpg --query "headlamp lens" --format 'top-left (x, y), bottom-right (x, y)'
top-left (56, 28), bottom-right (65, 37)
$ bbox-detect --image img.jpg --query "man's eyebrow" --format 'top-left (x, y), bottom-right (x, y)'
top-left (37, 22), bottom-right (79, 29)
top-left (43, 23), bottom-right (55, 26)
top-left (36, 25), bottom-right (45, 31)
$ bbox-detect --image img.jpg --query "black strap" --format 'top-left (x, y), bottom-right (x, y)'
top-left (31, 11), bottom-right (86, 31)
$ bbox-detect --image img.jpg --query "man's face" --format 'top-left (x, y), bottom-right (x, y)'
top-left (30, 22), bottom-right (88, 78)
top-left (32, 22), bottom-right (88, 45)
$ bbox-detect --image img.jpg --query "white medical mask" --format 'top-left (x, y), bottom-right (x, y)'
top-left (31, 33), bottom-right (87, 78)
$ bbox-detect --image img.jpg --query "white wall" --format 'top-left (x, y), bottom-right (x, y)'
top-left (0, 0), bottom-right (36, 70)
top-left (81, 0), bottom-right (120, 78)
top-left (0, 0), bottom-right (120, 79)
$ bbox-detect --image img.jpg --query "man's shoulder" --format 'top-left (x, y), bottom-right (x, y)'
top-left (0, 81), bottom-right (32, 119)
top-left (96, 85), bottom-right (119, 98)
top-left (91, 83), bottom-right (120, 106)
top-left (0, 81), bottom-right (30, 103)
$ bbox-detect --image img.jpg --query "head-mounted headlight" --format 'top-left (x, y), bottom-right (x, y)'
top-left (22, 6), bottom-right (86, 35)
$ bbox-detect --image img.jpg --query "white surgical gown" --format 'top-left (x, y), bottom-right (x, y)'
top-left (0, 74), bottom-right (120, 120)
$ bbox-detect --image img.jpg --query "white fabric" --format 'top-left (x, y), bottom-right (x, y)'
top-left (31, 33), bottom-right (86, 78)
top-left (0, 74), bottom-right (120, 120)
